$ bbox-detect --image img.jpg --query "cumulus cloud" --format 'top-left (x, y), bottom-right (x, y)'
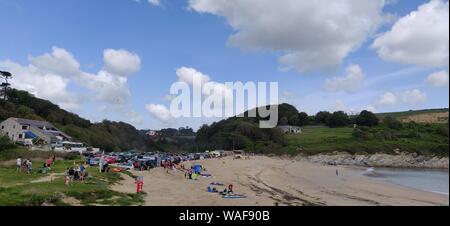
top-left (401, 89), bottom-right (427, 105)
top-left (376, 89), bottom-right (427, 107)
top-left (175, 67), bottom-right (233, 104)
top-left (0, 47), bottom-right (141, 111)
top-left (325, 64), bottom-right (365, 93)
top-left (376, 92), bottom-right (397, 106)
top-left (372, 0), bottom-right (449, 67)
top-left (426, 70), bottom-right (449, 87)
top-left (103, 49), bottom-right (141, 76)
top-left (189, 0), bottom-right (388, 72)
top-left (176, 67), bottom-right (211, 88)
top-left (0, 57), bottom-right (81, 111)
top-left (145, 104), bottom-right (174, 123)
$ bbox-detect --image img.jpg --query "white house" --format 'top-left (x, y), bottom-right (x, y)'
top-left (0, 117), bottom-right (72, 146)
top-left (277, 125), bottom-right (302, 134)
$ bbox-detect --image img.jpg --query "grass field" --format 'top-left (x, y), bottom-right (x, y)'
top-left (285, 125), bottom-right (449, 156)
top-left (0, 158), bottom-right (144, 206)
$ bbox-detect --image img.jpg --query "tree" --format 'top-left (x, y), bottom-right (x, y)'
top-left (315, 111), bottom-right (331, 124)
top-left (356, 110), bottom-right (379, 127)
top-left (279, 116), bottom-right (289, 125)
top-left (326, 111), bottom-right (350, 127)
top-left (0, 71), bottom-right (12, 100)
top-left (298, 112), bottom-right (309, 126)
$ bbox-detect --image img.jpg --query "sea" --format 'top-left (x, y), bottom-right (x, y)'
top-left (362, 167), bottom-right (449, 196)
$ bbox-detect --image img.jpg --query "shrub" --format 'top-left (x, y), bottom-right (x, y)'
top-left (356, 110), bottom-right (379, 127)
top-left (327, 111), bottom-right (350, 127)
top-left (0, 136), bottom-right (16, 152)
top-left (383, 116), bottom-right (402, 130)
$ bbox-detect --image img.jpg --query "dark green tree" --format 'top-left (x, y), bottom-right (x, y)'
top-left (356, 110), bottom-right (379, 127)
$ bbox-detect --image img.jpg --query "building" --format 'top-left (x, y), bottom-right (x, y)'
top-left (146, 130), bottom-right (162, 137)
top-left (0, 117), bottom-right (72, 146)
top-left (277, 125), bottom-right (302, 134)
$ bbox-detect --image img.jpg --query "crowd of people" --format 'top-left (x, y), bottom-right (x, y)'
top-left (64, 163), bottom-right (87, 185)
top-left (16, 157), bottom-right (33, 174)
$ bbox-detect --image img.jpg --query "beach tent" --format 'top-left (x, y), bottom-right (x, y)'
top-left (193, 164), bottom-right (203, 174)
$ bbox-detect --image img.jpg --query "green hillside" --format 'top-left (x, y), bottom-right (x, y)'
top-left (196, 104), bottom-right (449, 156)
top-left (0, 89), bottom-right (159, 152)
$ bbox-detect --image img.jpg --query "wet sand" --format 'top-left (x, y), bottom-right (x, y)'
top-left (112, 156), bottom-right (449, 206)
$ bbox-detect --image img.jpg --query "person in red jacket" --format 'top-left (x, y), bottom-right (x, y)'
top-left (228, 184), bottom-right (234, 194)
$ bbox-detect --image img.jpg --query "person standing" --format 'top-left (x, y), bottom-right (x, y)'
top-left (336, 169), bottom-right (339, 176)
top-left (27, 160), bottom-right (32, 174)
top-left (79, 163), bottom-right (85, 182)
top-left (16, 157), bottom-right (22, 172)
top-left (99, 156), bottom-right (104, 173)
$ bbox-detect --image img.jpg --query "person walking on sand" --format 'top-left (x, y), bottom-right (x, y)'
top-left (16, 157), bottom-right (22, 172)
top-left (336, 169), bottom-right (339, 176)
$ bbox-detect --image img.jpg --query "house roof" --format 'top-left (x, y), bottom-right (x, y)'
top-left (10, 118), bottom-right (72, 140)
top-left (12, 118), bottom-right (55, 128)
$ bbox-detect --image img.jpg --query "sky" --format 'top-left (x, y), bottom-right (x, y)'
top-left (0, 0), bottom-right (448, 130)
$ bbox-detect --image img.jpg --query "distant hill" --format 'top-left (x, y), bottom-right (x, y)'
top-left (377, 108), bottom-right (449, 124)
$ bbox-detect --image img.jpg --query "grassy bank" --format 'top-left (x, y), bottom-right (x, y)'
top-left (0, 158), bottom-right (144, 206)
top-left (284, 124), bottom-right (449, 156)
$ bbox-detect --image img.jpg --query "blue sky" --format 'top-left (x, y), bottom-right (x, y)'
top-left (0, 0), bottom-right (448, 130)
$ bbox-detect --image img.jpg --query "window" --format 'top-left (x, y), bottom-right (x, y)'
top-left (13, 125), bottom-right (15, 129)
top-left (22, 125), bottom-right (28, 130)
top-left (1, 126), bottom-right (3, 129)
top-left (19, 134), bottom-right (23, 139)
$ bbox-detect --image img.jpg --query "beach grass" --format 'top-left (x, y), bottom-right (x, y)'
top-left (0, 158), bottom-right (144, 206)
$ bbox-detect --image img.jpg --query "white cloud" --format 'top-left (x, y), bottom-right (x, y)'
top-left (80, 70), bottom-right (131, 105)
top-left (426, 70), bottom-right (449, 87)
top-left (103, 49), bottom-right (141, 76)
top-left (146, 104), bottom-right (174, 123)
top-left (133, 0), bottom-right (161, 6)
top-left (28, 47), bottom-right (81, 78)
top-left (148, 0), bottom-right (160, 6)
top-left (376, 92), bottom-right (397, 106)
top-left (0, 59), bottom-right (81, 111)
top-left (401, 89), bottom-right (427, 105)
top-left (325, 64), bottom-right (365, 93)
top-left (376, 89), bottom-right (427, 107)
top-left (189, 0), bottom-right (388, 72)
top-left (175, 67), bottom-right (233, 106)
top-left (372, 0), bottom-right (449, 67)
top-left (176, 67), bottom-right (211, 88)
top-left (0, 47), bottom-right (141, 111)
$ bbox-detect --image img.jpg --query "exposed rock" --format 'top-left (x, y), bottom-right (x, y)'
top-left (303, 152), bottom-right (449, 169)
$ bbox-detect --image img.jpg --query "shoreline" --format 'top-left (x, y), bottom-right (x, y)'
top-left (298, 152), bottom-right (449, 169)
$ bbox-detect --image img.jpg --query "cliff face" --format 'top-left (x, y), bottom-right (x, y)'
top-left (303, 152), bottom-right (449, 169)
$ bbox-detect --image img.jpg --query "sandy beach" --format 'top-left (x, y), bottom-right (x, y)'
top-left (112, 156), bottom-right (449, 206)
